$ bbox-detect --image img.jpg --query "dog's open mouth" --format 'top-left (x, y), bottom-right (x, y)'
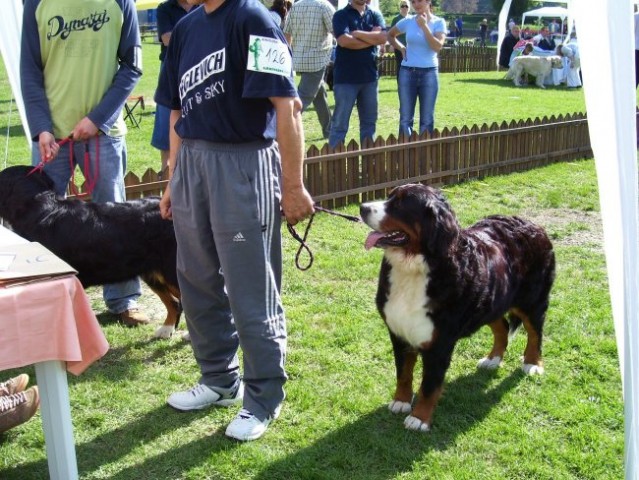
top-left (365, 231), bottom-right (409, 250)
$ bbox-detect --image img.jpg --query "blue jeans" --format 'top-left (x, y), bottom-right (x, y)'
top-left (329, 81), bottom-right (378, 148)
top-left (151, 63), bottom-right (170, 151)
top-left (398, 66), bottom-right (439, 137)
top-left (297, 69), bottom-right (332, 139)
top-left (151, 103), bottom-right (170, 151)
top-left (31, 134), bottom-right (142, 314)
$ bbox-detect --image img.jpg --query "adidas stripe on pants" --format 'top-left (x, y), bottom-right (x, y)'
top-left (169, 138), bottom-right (286, 421)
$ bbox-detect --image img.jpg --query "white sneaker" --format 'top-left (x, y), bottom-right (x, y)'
top-left (167, 382), bottom-right (243, 411)
top-left (225, 406), bottom-right (281, 441)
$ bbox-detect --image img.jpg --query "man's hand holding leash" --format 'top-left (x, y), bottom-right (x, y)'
top-left (71, 116), bottom-right (99, 142)
top-left (37, 131), bottom-right (60, 163)
top-left (282, 184), bottom-right (314, 226)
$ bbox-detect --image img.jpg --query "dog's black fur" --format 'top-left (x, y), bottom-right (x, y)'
top-left (0, 165), bottom-right (181, 337)
top-left (360, 184), bottom-right (555, 432)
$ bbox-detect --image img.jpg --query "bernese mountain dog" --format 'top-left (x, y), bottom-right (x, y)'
top-left (0, 165), bottom-right (181, 339)
top-left (360, 184), bottom-right (555, 432)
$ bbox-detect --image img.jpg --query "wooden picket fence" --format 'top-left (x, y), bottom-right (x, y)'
top-left (378, 45), bottom-right (498, 76)
top-left (109, 113), bottom-right (591, 207)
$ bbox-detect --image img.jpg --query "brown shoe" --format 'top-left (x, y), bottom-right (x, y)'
top-left (0, 374), bottom-right (29, 397)
top-left (0, 386), bottom-right (40, 433)
top-left (120, 308), bottom-right (150, 327)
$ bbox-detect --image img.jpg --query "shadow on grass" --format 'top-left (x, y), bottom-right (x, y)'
top-left (0, 124), bottom-right (26, 137)
top-left (1, 404), bottom-right (239, 480)
top-left (452, 76), bottom-right (571, 92)
top-left (61, 311), bottom-right (193, 385)
top-left (253, 369), bottom-right (524, 480)
top-left (1, 368), bottom-right (523, 479)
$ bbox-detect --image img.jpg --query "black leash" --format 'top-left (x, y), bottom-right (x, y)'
top-left (287, 205), bottom-right (361, 271)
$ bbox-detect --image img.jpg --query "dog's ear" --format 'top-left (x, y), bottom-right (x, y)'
top-left (423, 190), bottom-right (459, 257)
top-left (0, 166), bottom-right (57, 223)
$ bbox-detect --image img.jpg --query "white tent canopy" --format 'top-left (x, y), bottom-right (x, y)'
top-left (522, 5), bottom-right (572, 41)
top-left (522, 6), bottom-right (569, 25)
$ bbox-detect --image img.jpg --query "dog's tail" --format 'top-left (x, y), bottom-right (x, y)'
top-left (507, 313), bottom-right (523, 340)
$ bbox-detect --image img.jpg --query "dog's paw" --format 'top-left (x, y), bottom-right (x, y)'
top-left (522, 363), bottom-right (544, 375)
top-left (404, 415), bottom-right (430, 432)
top-left (181, 330), bottom-right (191, 342)
top-left (477, 356), bottom-right (502, 370)
top-left (154, 325), bottom-right (175, 339)
top-left (388, 400), bottom-right (412, 414)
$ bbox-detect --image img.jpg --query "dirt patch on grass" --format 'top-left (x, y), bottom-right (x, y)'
top-left (521, 208), bottom-right (603, 250)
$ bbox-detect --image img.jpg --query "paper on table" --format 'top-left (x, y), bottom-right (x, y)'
top-left (0, 242), bottom-right (77, 287)
top-left (0, 224), bottom-right (28, 247)
top-left (0, 253), bottom-right (16, 271)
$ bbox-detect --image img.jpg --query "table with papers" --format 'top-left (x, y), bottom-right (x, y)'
top-left (0, 224), bottom-right (109, 480)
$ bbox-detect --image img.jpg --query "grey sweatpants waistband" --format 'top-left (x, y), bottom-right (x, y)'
top-left (182, 138), bottom-right (275, 153)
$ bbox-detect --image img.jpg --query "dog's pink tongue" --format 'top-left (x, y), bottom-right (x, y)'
top-left (365, 232), bottom-right (384, 250)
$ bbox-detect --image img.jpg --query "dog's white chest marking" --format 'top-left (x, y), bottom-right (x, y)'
top-left (383, 251), bottom-right (434, 348)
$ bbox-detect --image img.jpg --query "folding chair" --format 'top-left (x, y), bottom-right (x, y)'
top-left (124, 95), bottom-right (145, 128)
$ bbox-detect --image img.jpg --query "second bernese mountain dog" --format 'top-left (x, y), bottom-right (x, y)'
top-left (0, 165), bottom-right (181, 339)
top-left (360, 184), bottom-right (555, 432)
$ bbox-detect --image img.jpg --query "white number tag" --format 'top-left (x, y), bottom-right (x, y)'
top-left (246, 35), bottom-right (292, 76)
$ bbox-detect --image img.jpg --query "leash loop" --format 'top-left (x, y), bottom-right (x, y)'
top-left (286, 204), bottom-right (361, 271)
top-left (287, 213), bottom-right (315, 271)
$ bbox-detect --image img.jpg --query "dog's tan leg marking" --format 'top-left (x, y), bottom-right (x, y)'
top-left (145, 278), bottom-right (181, 339)
top-left (488, 317), bottom-right (509, 359)
top-left (394, 351), bottom-right (417, 403)
top-left (404, 387), bottom-right (442, 432)
top-left (478, 318), bottom-right (508, 369)
top-left (519, 310), bottom-right (544, 375)
top-left (389, 350), bottom-right (417, 414)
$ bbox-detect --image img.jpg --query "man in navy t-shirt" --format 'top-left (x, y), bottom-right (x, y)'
top-left (329, 0), bottom-right (386, 148)
top-left (156, 0), bottom-right (314, 442)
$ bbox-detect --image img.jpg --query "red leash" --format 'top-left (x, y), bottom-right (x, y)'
top-left (28, 136), bottom-right (100, 197)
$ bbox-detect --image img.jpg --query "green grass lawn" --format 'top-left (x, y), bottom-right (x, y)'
top-left (0, 160), bottom-right (621, 480)
top-left (0, 43), bottom-right (622, 479)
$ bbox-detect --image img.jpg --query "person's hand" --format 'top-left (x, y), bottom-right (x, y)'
top-left (71, 117), bottom-right (99, 141)
top-left (416, 13), bottom-right (428, 29)
top-left (400, 45), bottom-right (407, 60)
top-left (281, 185), bottom-right (314, 226)
top-left (160, 183), bottom-right (172, 220)
top-left (37, 131), bottom-right (60, 163)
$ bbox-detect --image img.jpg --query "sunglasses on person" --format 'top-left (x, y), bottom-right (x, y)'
top-left (400, 4), bottom-right (409, 8)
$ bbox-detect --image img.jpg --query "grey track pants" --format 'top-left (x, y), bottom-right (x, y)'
top-left (170, 138), bottom-right (286, 420)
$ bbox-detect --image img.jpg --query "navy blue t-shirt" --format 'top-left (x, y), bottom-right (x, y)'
top-left (156, 0), bottom-right (192, 61)
top-left (155, 0), bottom-right (298, 143)
top-left (332, 4), bottom-right (385, 85)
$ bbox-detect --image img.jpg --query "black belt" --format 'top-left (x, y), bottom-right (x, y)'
top-left (401, 66), bottom-right (437, 72)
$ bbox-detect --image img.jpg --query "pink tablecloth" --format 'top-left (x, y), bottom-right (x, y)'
top-left (0, 276), bottom-right (109, 375)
